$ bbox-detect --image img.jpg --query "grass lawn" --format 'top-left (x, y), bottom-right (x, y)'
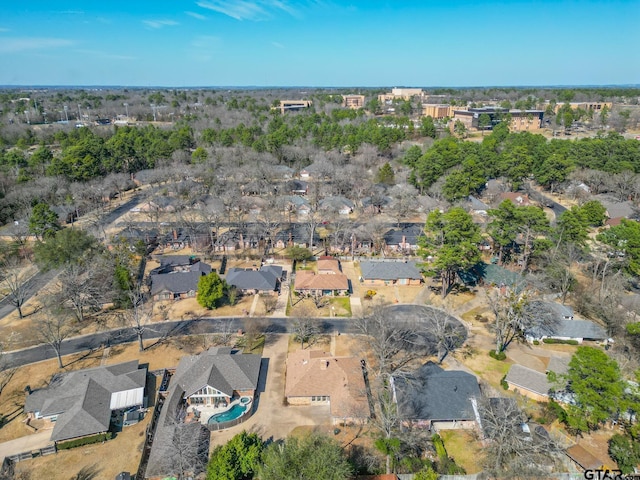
top-left (439, 430), bottom-right (484, 473)
top-left (329, 297), bottom-right (351, 317)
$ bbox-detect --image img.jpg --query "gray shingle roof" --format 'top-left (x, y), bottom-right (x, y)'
top-left (150, 271), bottom-right (202, 295)
top-left (383, 225), bottom-right (424, 246)
top-left (226, 267), bottom-right (280, 292)
top-left (24, 361), bottom-right (146, 442)
top-left (526, 313), bottom-right (607, 341)
top-left (173, 347), bottom-right (262, 397)
top-left (360, 261), bottom-right (422, 281)
top-left (393, 362), bottom-right (480, 422)
top-left (505, 364), bottom-right (551, 397)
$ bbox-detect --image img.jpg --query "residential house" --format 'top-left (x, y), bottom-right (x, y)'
top-left (525, 301), bottom-right (608, 343)
top-left (226, 266), bottom-right (282, 295)
top-left (285, 350), bottom-right (368, 425)
top-left (360, 261), bottom-right (422, 286)
top-left (565, 445), bottom-right (607, 472)
top-left (171, 346), bottom-right (262, 409)
top-left (294, 257), bottom-right (349, 296)
top-left (285, 179), bottom-right (309, 195)
top-left (467, 195), bottom-right (490, 216)
top-left (319, 196), bottom-right (354, 215)
top-left (383, 225), bottom-right (424, 254)
top-left (499, 191), bottom-right (533, 207)
top-left (504, 356), bottom-right (570, 402)
top-left (294, 270), bottom-right (349, 296)
top-left (24, 361), bottom-right (147, 442)
top-left (392, 362), bottom-right (481, 431)
top-left (150, 256), bottom-right (212, 301)
top-left (281, 195), bottom-right (311, 218)
top-left (275, 224), bottom-right (318, 249)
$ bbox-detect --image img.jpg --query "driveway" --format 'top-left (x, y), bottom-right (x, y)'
top-left (0, 430), bottom-right (53, 461)
top-left (209, 334), bottom-right (330, 447)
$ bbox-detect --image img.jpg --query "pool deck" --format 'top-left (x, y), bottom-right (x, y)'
top-left (189, 398), bottom-right (252, 425)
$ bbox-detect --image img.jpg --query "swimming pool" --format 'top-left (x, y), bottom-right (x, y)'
top-left (207, 403), bottom-right (247, 424)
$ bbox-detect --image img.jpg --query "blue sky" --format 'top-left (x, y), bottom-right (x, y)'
top-left (0, 0), bottom-right (638, 87)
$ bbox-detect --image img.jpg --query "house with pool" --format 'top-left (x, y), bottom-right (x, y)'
top-left (174, 346), bottom-right (262, 419)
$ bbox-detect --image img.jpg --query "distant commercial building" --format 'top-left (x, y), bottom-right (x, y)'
top-left (422, 104), bottom-right (464, 119)
top-left (275, 100), bottom-right (312, 114)
top-left (549, 101), bottom-right (612, 114)
top-left (342, 94), bottom-right (366, 109)
top-left (452, 107), bottom-right (544, 132)
top-left (378, 87), bottom-right (424, 103)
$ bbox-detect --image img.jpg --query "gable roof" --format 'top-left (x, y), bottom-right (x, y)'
top-left (505, 364), bottom-right (551, 397)
top-left (173, 347), bottom-right (261, 397)
top-left (24, 361), bottom-right (146, 441)
top-left (383, 225), bottom-right (425, 246)
top-left (317, 257), bottom-right (341, 273)
top-left (150, 271), bottom-right (202, 295)
top-left (393, 362), bottom-right (480, 422)
top-left (360, 261), bottom-right (422, 281)
top-left (566, 445), bottom-right (606, 471)
top-left (467, 195), bottom-right (490, 211)
top-left (285, 350), bottom-right (368, 419)
top-left (226, 267), bottom-right (280, 292)
top-left (526, 302), bottom-right (607, 340)
top-left (294, 271), bottom-right (349, 291)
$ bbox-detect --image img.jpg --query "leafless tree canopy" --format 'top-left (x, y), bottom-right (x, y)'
top-left (478, 396), bottom-right (561, 478)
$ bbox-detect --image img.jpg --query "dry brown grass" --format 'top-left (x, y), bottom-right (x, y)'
top-left (439, 429), bottom-right (484, 473)
top-left (15, 412), bottom-right (150, 480)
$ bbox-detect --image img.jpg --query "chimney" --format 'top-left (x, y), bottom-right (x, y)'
top-left (172, 229), bottom-right (177, 240)
top-left (25, 385), bottom-right (31, 395)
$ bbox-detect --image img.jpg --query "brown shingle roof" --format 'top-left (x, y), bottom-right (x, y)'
top-left (285, 350), bottom-right (368, 420)
top-left (317, 258), bottom-right (341, 274)
top-left (566, 444), bottom-right (606, 471)
top-left (294, 271), bottom-right (349, 291)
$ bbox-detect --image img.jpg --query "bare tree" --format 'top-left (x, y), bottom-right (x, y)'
top-left (0, 342), bottom-right (17, 400)
top-left (153, 418), bottom-right (210, 479)
top-left (1, 258), bottom-right (32, 319)
top-left (355, 305), bottom-right (431, 377)
top-left (121, 289), bottom-right (154, 352)
top-left (58, 263), bottom-right (104, 323)
top-left (291, 316), bottom-right (320, 349)
top-left (35, 295), bottom-right (78, 368)
top-left (261, 294), bottom-right (278, 314)
top-left (478, 396), bottom-right (561, 478)
top-left (488, 288), bottom-right (539, 355)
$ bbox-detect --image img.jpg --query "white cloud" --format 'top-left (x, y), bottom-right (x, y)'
top-left (190, 35), bottom-right (221, 62)
top-left (196, 0), bottom-right (297, 21)
top-left (186, 11), bottom-right (207, 20)
top-left (0, 37), bottom-right (73, 53)
top-left (74, 49), bottom-right (136, 60)
top-left (143, 19), bottom-right (179, 29)
top-left (272, 41), bottom-right (284, 48)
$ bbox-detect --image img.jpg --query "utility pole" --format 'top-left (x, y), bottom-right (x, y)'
top-left (77, 104), bottom-right (82, 121)
top-left (63, 105), bottom-right (69, 123)
top-left (124, 102), bottom-right (129, 118)
top-left (150, 104), bottom-right (157, 122)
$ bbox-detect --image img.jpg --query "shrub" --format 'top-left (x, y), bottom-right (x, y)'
top-left (431, 434), bottom-right (447, 460)
top-left (56, 432), bottom-right (113, 450)
top-left (533, 340), bottom-right (540, 345)
top-left (542, 338), bottom-right (579, 345)
top-left (489, 350), bottom-right (507, 361)
top-left (500, 375), bottom-right (509, 390)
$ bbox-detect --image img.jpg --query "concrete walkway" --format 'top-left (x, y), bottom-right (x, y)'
top-left (209, 334), bottom-right (330, 447)
top-left (0, 430), bottom-right (53, 461)
top-left (272, 264), bottom-right (292, 317)
top-left (340, 261), bottom-right (363, 317)
top-left (249, 294), bottom-right (260, 316)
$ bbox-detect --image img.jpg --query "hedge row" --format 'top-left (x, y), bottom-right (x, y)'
top-left (542, 338), bottom-right (579, 345)
top-left (56, 432), bottom-right (113, 450)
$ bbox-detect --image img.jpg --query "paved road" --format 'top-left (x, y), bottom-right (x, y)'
top-left (0, 268), bottom-right (59, 320)
top-left (2, 316), bottom-right (352, 369)
top-left (2, 304), bottom-right (459, 370)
